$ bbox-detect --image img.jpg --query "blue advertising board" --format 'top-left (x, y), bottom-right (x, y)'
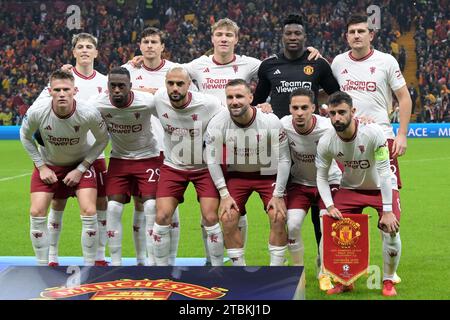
top-left (2, 124), bottom-right (449, 140)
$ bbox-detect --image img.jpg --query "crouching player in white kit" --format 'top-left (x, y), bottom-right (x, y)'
top-left (20, 70), bottom-right (109, 266)
top-left (315, 92), bottom-right (401, 296)
top-left (280, 88), bottom-right (342, 290)
top-left (90, 67), bottom-right (163, 266)
top-left (205, 79), bottom-right (291, 266)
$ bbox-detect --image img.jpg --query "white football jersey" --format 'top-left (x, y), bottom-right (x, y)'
top-left (92, 90), bottom-right (159, 160)
top-left (20, 97), bottom-right (108, 167)
top-left (35, 68), bottom-right (108, 158)
top-left (331, 49), bottom-right (406, 138)
top-left (184, 54), bottom-right (260, 104)
top-left (123, 60), bottom-right (177, 153)
top-left (281, 114), bottom-right (342, 186)
top-left (206, 107), bottom-right (290, 174)
top-left (316, 121), bottom-right (388, 190)
top-left (153, 89), bottom-right (222, 171)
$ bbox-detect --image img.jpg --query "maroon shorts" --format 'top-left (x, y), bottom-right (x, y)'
top-left (30, 164), bottom-right (97, 199)
top-left (287, 183), bottom-right (340, 211)
top-left (388, 139), bottom-right (402, 189)
top-left (92, 159), bottom-right (107, 198)
top-left (226, 172), bottom-right (280, 214)
top-left (156, 164), bottom-right (219, 203)
top-left (333, 188), bottom-right (401, 226)
top-left (106, 157), bottom-right (161, 201)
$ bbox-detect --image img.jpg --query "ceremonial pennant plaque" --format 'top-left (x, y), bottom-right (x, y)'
top-left (322, 214), bottom-right (369, 286)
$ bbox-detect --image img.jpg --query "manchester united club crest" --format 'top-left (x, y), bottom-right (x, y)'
top-left (233, 65), bottom-right (239, 73)
top-left (358, 145), bottom-right (365, 154)
top-left (191, 114), bottom-right (198, 121)
top-left (134, 112), bottom-right (141, 120)
top-left (303, 65), bottom-right (314, 75)
top-left (370, 66), bottom-right (376, 74)
top-left (73, 125), bottom-right (80, 132)
top-left (331, 218), bottom-right (362, 248)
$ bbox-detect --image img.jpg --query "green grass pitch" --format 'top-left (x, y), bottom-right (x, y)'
top-left (1, 138), bottom-right (449, 299)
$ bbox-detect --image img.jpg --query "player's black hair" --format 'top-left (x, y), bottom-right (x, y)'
top-left (140, 27), bottom-right (165, 44)
top-left (283, 14), bottom-right (304, 27)
top-left (290, 88), bottom-right (315, 104)
top-left (328, 91), bottom-right (353, 107)
top-left (346, 14), bottom-right (374, 32)
top-left (109, 67), bottom-right (131, 79)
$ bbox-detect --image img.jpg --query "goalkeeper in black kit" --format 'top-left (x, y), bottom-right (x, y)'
top-left (252, 14), bottom-right (340, 289)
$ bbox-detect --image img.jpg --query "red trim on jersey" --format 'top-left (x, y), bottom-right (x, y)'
top-left (212, 55), bottom-right (237, 65)
top-left (338, 119), bottom-right (358, 142)
top-left (52, 100), bottom-right (77, 119)
top-left (348, 49), bottom-right (374, 62)
top-left (143, 59), bottom-right (166, 72)
top-left (73, 67), bottom-right (97, 80)
top-left (292, 114), bottom-right (317, 136)
top-left (110, 91), bottom-right (135, 109)
top-left (232, 106), bottom-right (257, 128)
top-left (172, 92), bottom-right (192, 109)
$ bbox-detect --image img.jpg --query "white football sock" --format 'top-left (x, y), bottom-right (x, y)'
top-left (133, 209), bottom-right (146, 265)
top-left (47, 209), bottom-right (63, 264)
top-left (144, 199), bottom-right (156, 266)
top-left (201, 223), bottom-right (211, 265)
top-left (81, 215), bottom-right (98, 266)
top-left (169, 208), bottom-right (180, 266)
top-left (30, 216), bottom-right (49, 266)
top-left (382, 231), bottom-right (402, 281)
top-left (95, 210), bottom-right (107, 261)
top-left (287, 209), bottom-right (306, 266)
top-left (269, 244), bottom-right (287, 266)
top-left (152, 223), bottom-right (171, 266)
top-left (204, 223), bottom-right (224, 266)
top-left (238, 215), bottom-right (248, 250)
top-left (227, 248), bottom-right (246, 266)
top-left (106, 201), bottom-right (124, 266)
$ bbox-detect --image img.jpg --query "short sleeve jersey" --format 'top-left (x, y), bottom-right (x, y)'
top-left (93, 90), bottom-right (159, 160)
top-left (184, 54), bottom-right (260, 105)
top-left (331, 49), bottom-right (406, 138)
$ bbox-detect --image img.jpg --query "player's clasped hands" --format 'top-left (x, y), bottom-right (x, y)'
top-left (62, 169), bottom-right (83, 187)
top-left (38, 165), bottom-right (58, 185)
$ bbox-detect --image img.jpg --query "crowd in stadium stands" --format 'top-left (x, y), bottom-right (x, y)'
top-left (0, 0), bottom-right (448, 125)
top-left (413, 0), bottom-right (449, 123)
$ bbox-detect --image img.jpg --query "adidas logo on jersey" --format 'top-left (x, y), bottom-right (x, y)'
top-left (273, 69), bottom-right (281, 75)
top-left (337, 152), bottom-right (344, 157)
top-left (45, 125), bottom-right (52, 130)
top-left (163, 113), bottom-right (169, 118)
top-left (136, 75), bottom-right (143, 80)
top-left (203, 67), bottom-right (210, 73)
top-left (341, 69), bottom-right (348, 74)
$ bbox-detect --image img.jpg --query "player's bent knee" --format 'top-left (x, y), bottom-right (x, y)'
top-left (80, 206), bottom-right (97, 216)
top-left (30, 207), bottom-right (48, 217)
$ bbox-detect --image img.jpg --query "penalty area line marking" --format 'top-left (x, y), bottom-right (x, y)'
top-left (0, 173), bottom-right (31, 182)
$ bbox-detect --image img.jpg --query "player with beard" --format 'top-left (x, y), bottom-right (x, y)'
top-left (151, 66), bottom-right (224, 266)
top-left (316, 91), bottom-right (401, 296)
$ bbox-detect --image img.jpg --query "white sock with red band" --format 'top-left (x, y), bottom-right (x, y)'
top-left (30, 216), bottom-right (49, 266)
top-left (47, 209), bottom-right (63, 264)
top-left (106, 201), bottom-right (124, 266)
